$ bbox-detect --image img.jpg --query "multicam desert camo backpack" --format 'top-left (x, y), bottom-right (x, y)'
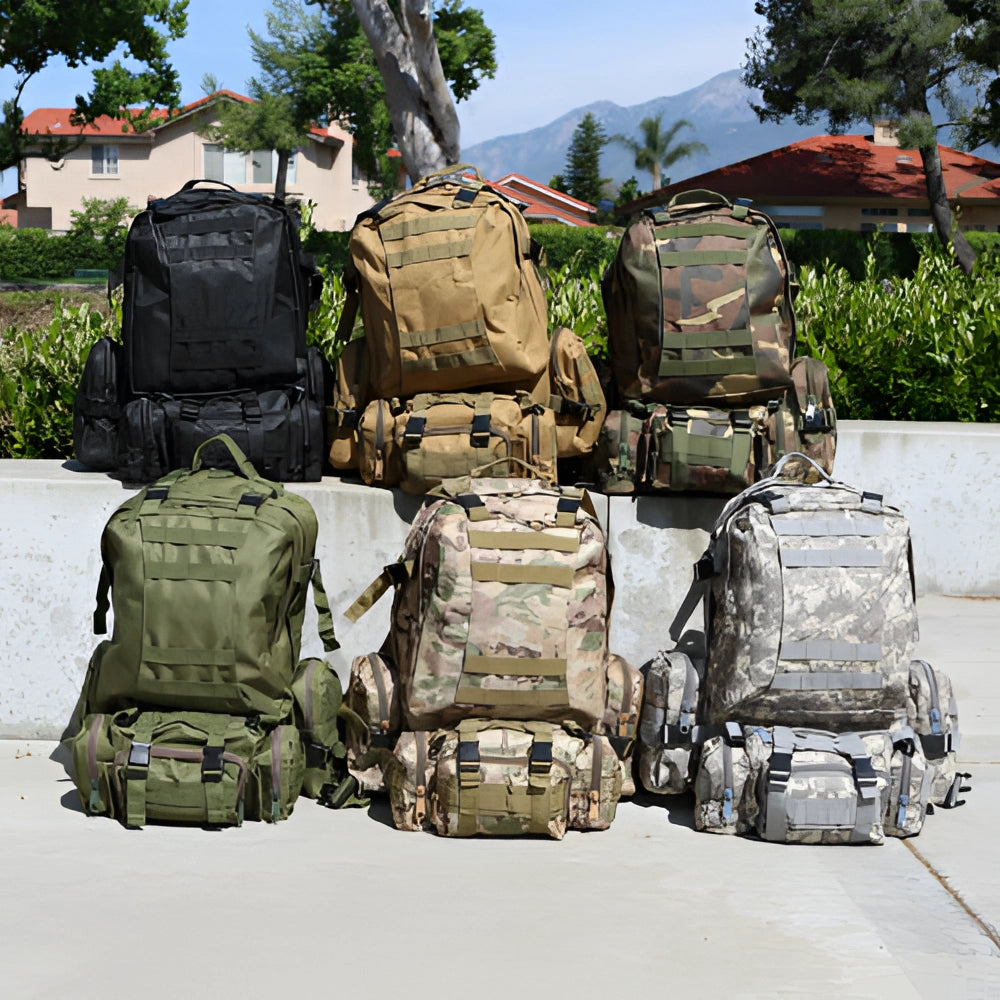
top-left (345, 476), bottom-right (615, 731)
top-left (602, 189), bottom-right (795, 408)
top-left (670, 453), bottom-right (918, 730)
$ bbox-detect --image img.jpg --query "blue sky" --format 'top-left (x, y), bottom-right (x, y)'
top-left (1, 0), bottom-right (764, 191)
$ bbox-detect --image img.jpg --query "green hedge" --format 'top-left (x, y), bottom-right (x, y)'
top-left (0, 228), bottom-right (121, 281)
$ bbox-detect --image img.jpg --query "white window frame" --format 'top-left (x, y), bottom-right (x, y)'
top-left (90, 144), bottom-right (119, 176)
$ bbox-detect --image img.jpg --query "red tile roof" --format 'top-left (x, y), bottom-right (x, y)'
top-left (623, 134), bottom-right (1000, 213)
top-left (488, 172), bottom-right (595, 226)
top-left (20, 91), bottom-right (338, 144)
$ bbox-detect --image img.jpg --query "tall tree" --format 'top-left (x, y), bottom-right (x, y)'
top-left (0, 0), bottom-right (188, 172)
top-left (945, 0), bottom-right (1000, 149)
top-left (744, 0), bottom-right (985, 274)
top-left (563, 112), bottom-right (609, 207)
top-left (201, 0), bottom-right (334, 200)
top-left (611, 114), bottom-right (708, 191)
top-left (315, 0), bottom-right (496, 184)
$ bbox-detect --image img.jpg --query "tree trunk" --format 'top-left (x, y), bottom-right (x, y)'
top-left (350, 0), bottom-right (460, 183)
top-left (274, 149), bottom-right (289, 202)
top-left (651, 162), bottom-right (660, 191)
top-left (919, 142), bottom-right (976, 275)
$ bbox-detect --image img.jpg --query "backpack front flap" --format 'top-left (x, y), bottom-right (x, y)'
top-left (695, 465), bottom-right (917, 730)
top-left (124, 182), bottom-right (306, 395)
top-left (606, 191), bottom-right (795, 408)
top-left (349, 169), bottom-right (549, 399)
top-left (390, 479), bottom-right (609, 730)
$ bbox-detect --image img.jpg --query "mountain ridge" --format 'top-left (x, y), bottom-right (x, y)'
top-left (461, 69), bottom-right (999, 195)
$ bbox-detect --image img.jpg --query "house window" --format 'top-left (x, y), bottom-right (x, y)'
top-left (204, 144), bottom-right (248, 185)
top-left (91, 145), bottom-right (119, 176)
top-left (907, 208), bottom-right (932, 217)
top-left (861, 207), bottom-right (899, 217)
top-left (255, 151), bottom-right (296, 185)
top-left (252, 150), bottom-right (272, 184)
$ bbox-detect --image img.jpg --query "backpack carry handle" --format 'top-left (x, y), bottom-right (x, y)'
top-left (768, 450), bottom-right (834, 484)
top-left (667, 189), bottom-right (732, 210)
top-left (180, 178), bottom-right (240, 193)
top-left (190, 433), bottom-right (264, 480)
top-left (419, 162), bottom-right (483, 184)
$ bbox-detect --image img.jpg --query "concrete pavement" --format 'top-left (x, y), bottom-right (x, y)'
top-left (1, 594), bottom-right (997, 1000)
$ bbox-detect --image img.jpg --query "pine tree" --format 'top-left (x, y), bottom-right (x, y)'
top-left (563, 112), bottom-right (609, 206)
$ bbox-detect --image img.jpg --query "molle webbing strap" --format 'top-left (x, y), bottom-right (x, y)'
top-left (398, 319), bottom-right (488, 352)
top-left (776, 642), bottom-right (883, 665)
top-left (401, 344), bottom-right (499, 376)
top-left (654, 220), bottom-right (752, 243)
top-left (380, 211), bottom-right (478, 243)
top-left (470, 562), bottom-right (574, 588)
top-left (385, 235), bottom-right (475, 268)
top-left (778, 546), bottom-right (883, 569)
top-left (773, 517), bottom-right (884, 538)
top-left (658, 349), bottom-right (757, 379)
top-left (467, 529), bottom-right (579, 553)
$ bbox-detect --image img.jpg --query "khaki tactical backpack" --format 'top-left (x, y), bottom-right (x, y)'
top-left (73, 435), bottom-right (338, 728)
top-left (340, 164), bottom-right (549, 401)
top-left (602, 189), bottom-right (795, 407)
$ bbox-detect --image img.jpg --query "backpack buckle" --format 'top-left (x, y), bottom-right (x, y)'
top-left (201, 745), bottom-right (225, 783)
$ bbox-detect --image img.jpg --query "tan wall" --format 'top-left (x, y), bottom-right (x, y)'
top-left (20, 112), bottom-right (374, 233)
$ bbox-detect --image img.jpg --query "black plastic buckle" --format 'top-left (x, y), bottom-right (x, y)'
top-left (305, 742), bottom-right (329, 770)
top-left (470, 413), bottom-right (491, 448)
top-left (404, 415), bottom-right (426, 443)
top-left (769, 751), bottom-right (792, 787)
top-left (201, 745), bottom-right (225, 783)
top-left (529, 740), bottom-right (553, 776)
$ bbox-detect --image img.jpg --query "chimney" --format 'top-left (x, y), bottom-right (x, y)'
top-left (872, 119), bottom-right (899, 146)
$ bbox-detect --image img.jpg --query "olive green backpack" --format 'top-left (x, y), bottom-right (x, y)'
top-left (72, 435), bottom-right (338, 729)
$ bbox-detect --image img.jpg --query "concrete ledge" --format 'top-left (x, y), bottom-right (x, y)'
top-left (2, 419), bottom-right (999, 738)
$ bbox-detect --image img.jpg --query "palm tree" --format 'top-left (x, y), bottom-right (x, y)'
top-left (612, 114), bottom-right (708, 191)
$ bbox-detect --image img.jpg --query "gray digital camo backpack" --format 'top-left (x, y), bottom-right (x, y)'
top-left (670, 453), bottom-right (918, 730)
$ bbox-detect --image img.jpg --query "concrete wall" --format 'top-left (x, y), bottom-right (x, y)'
top-left (2, 420), bottom-right (998, 739)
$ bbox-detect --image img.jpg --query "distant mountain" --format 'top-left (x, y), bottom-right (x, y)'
top-left (461, 69), bottom-right (999, 193)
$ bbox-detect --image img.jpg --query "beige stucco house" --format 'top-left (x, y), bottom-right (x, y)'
top-left (11, 91), bottom-right (376, 232)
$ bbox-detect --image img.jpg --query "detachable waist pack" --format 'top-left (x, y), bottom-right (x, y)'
top-left (693, 723), bottom-right (934, 844)
top-left (385, 720), bottom-right (623, 839)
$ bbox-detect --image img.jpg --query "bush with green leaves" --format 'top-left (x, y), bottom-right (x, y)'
top-left (795, 243), bottom-right (1000, 421)
top-left (530, 223), bottom-right (620, 272)
top-left (543, 253), bottom-right (608, 361)
top-left (0, 299), bottom-right (117, 457)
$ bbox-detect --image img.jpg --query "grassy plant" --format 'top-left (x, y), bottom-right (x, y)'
top-left (0, 300), bottom-right (117, 457)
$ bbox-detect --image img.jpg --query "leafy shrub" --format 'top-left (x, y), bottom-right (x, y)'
top-left (543, 254), bottom-right (607, 361)
top-left (530, 223), bottom-right (620, 272)
top-left (795, 244), bottom-right (1000, 421)
top-left (0, 299), bottom-right (117, 457)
